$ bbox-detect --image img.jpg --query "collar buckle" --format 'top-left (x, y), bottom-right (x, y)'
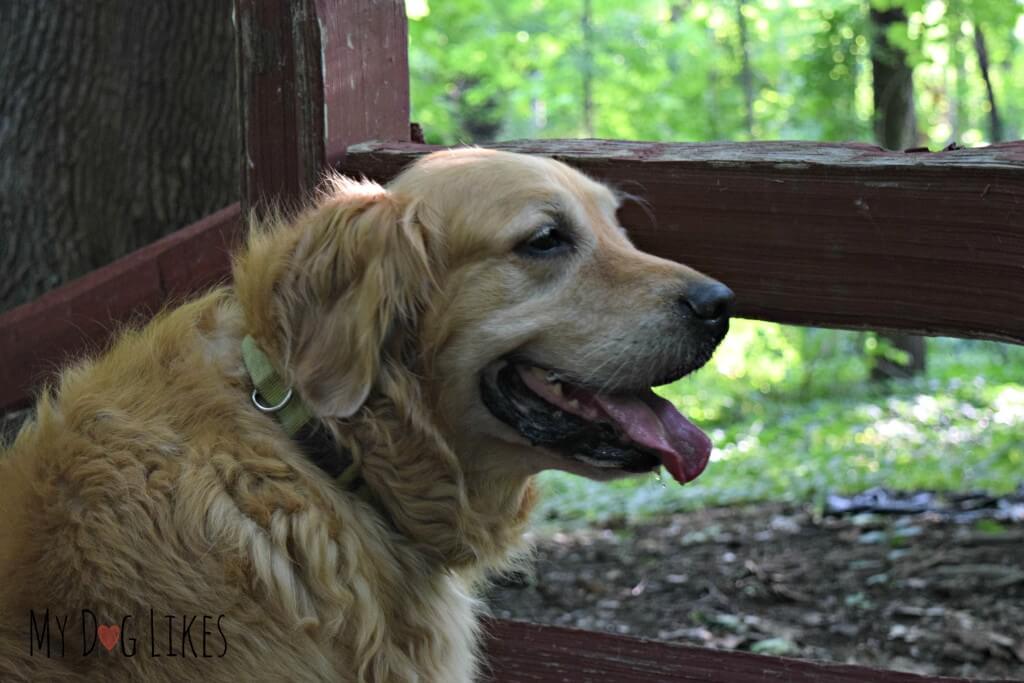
top-left (251, 387), bottom-right (294, 413)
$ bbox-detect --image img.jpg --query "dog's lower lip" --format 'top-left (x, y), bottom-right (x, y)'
top-left (481, 359), bottom-right (712, 484)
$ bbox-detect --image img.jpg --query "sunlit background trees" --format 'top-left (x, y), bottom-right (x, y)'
top-left (406, 0), bottom-right (1024, 521)
top-left (408, 0), bottom-right (1022, 147)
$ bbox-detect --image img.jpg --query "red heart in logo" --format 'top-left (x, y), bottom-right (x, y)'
top-left (97, 624), bottom-right (121, 652)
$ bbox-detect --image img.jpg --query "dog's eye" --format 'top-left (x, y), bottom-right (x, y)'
top-left (517, 224), bottom-right (571, 257)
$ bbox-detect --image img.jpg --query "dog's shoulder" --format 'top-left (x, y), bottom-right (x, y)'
top-left (0, 289), bottom-right (482, 680)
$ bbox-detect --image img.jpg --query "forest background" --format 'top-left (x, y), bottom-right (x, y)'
top-left (404, 0), bottom-right (1024, 522)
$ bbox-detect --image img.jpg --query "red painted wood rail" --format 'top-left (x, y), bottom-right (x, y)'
top-left (2, 139), bottom-right (1022, 410)
top-left (1, 0), bottom-right (1022, 680)
top-left (0, 204), bottom-right (241, 411)
top-left (339, 139), bottom-right (1024, 346)
top-left (481, 619), bottom-right (1004, 683)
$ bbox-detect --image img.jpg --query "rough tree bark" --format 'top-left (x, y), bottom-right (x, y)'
top-left (0, 0), bottom-right (238, 314)
top-left (869, 4), bottom-right (926, 380)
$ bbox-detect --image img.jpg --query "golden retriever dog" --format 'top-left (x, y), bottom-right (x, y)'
top-left (0, 148), bottom-right (732, 682)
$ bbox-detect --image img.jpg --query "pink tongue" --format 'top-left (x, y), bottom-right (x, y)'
top-left (592, 391), bottom-right (711, 484)
top-left (515, 367), bottom-right (710, 484)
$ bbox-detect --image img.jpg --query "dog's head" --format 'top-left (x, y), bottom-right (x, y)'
top-left (236, 148), bottom-right (731, 488)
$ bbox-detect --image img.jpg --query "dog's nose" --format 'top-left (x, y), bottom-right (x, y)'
top-left (682, 281), bottom-right (735, 322)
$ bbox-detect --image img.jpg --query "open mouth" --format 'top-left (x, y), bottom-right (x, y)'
top-left (480, 361), bottom-right (712, 484)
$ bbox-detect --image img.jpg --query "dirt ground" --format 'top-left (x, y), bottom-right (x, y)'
top-left (486, 494), bottom-right (1024, 681)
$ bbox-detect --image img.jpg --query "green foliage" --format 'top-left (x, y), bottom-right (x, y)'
top-left (406, 2), bottom-right (1024, 522)
top-left (408, 0), bottom-right (1024, 145)
top-left (533, 327), bottom-right (1024, 524)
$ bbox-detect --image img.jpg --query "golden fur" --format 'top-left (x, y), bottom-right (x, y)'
top-left (0, 149), bottom-right (719, 681)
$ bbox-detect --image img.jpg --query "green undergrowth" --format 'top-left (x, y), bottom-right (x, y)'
top-left (534, 321), bottom-right (1024, 526)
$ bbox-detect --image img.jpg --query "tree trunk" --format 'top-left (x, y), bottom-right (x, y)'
top-left (869, 6), bottom-right (917, 150)
top-left (948, 18), bottom-right (967, 143)
top-left (868, 4), bottom-right (926, 380)
top-left (0, 0), bottom-right (238, 314)
top-left (972, 24), bottom-right (1003, 143)
top-left (581, 0), bottom-right (595, 137)
top-left (705, 25), bottom-right (722, 139)
top-left (736, 0), bottom-right (755, 138)
top-left (998, 24), bottom-right (1017, 140)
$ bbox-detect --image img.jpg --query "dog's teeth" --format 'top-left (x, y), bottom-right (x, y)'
top-left (567, 398), bottom-right (580, 409)
top-left (551, 382), bottom-right (563, 396)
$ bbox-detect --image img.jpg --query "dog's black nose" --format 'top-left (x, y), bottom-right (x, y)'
top-left (682, 281), bottom-right (735, 322)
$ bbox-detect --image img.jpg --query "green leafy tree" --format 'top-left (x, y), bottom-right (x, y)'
top-left (406, 0), bottom-right (1023, 387)
top-left (407, 0), bottom-right (1022, 146)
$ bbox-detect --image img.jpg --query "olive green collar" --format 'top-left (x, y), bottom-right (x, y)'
top-left (241, 335), bottom-right (314, 437)
top-left (241, 335), bottom-right (361, 487)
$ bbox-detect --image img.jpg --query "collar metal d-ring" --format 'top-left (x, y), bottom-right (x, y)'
top-left (251, 387), bottom-right (293, 413)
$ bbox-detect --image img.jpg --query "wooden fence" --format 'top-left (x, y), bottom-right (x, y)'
top-left (0, 1), bottom-right (1020, 680)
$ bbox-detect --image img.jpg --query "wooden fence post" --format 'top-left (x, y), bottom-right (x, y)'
top-left (234, 0), bottom-right (410, 218)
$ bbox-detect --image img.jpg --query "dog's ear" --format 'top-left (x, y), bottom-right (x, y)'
top-left (235, 177), bottom-right (434, 418)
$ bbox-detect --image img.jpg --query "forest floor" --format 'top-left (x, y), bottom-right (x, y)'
top-left (486, 493), bottom-right (1024, 681)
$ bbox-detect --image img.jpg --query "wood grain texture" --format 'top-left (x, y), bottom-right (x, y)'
top-left (481, 619), bottom-right (1002, 683)
top-left (0, 204), bottom-right (241, 412)
top-left (339, 139), bottom-right (1024, 344)
top-left (235, 0), bottom-right (326, 215)
top-left (234, 0), bottom-right (409, 217)
top-left (315, 0), bottom-right (411, 165)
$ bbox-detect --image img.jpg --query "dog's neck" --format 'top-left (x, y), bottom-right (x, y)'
top-left (242, 334), bottom-right (365, 488)
top-left (218, 304), bottom-right (534, 575)
top-left (325, 386), bottom-right (536, 575)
